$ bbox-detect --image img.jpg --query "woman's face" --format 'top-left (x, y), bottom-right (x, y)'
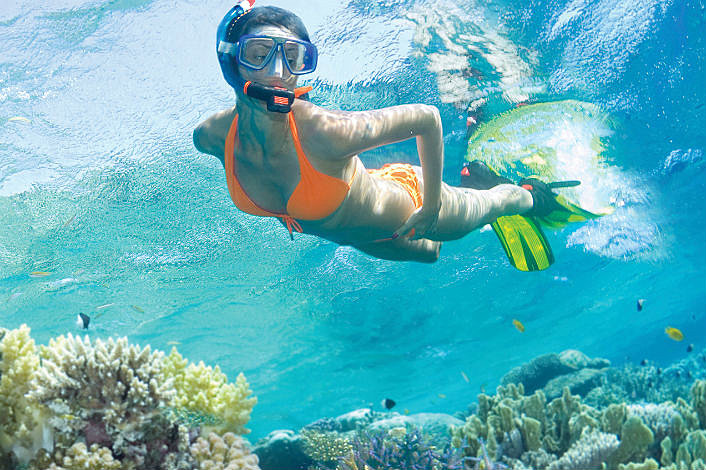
top-left (238, 25), bottom-right (301, 91)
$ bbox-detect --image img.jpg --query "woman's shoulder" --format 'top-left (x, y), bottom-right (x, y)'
top-left (193, 106), bottom-right (237, 161)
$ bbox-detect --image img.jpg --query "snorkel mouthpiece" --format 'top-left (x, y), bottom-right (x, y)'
top-left (244, 81), bottom-right (295, 113)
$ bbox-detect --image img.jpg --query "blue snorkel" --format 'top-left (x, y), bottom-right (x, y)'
top-left (216, 1), bottom-right (308, 113)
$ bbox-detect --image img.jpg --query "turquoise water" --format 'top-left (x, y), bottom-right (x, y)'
top-left (1, 0), bottom-right (704, 443)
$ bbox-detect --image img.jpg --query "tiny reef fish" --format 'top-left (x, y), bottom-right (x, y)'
top-left (76, 313), bottom-right (90, 330)
top-left (167, 341), bottom-right (181, 346)
top-left (381, 398), bottom-right (396, 410)
top-left (461, 371), bottom-right (470, 383)
top-left (665, 327), bottom-right (684, 341)
top-left (29, 271), bottom-right (51, 278)
top-left (637, 299), bottom-right (645, 311)
top-left (8, 116), bottom-right (31, 123)
top-left (512, 319), bottom-right (525, 333)
top-left (95, 303), bottom-right (114, 310)
top-left (438, 393), bottom-right (446, 399)
top-left (131, 305), bottom-right (145, 313)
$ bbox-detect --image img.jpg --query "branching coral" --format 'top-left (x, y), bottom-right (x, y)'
top-left (162, 348), bottom-right (257, 435)
top-left (301, 429), bottom-right (352, 464)
top-left (190, 432), bottom-right (260, 470)
top-left (43, 442), bottom-right (122, 470)
top-left (328, 428), bottom-right (463, 470)
top-left (0, 325), bottom-right (44, 457)
top-left (547, 428), bottom-right (619, 470)
top-left (31, 334), bottom-right (174, 427)
top-left (28, 334), bottom-right (195, 469)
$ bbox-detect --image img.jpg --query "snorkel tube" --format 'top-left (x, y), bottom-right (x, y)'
top-left (216, 0), bottom-right (300, 113)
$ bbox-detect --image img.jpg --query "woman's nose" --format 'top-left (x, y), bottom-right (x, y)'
top-left (266, 46), bottom-right (285, 77)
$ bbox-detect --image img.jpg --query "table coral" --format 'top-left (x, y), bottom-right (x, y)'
top-left (190, 432), bottom-right (260, 470)
top-left (162, 348), bottom-right (257, 435)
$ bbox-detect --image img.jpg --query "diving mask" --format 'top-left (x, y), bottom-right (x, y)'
top-left (216, 1), bottom-right (317, 112)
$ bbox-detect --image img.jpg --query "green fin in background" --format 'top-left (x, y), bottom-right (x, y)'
top-left (531, 192), bottom-right (605, 229)
top-left (491, 215), bottom-right (555, 272)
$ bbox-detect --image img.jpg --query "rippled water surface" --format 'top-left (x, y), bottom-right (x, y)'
top-left (1, 0), bottom-right (704, 439)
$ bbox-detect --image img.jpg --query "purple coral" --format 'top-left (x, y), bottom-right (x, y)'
top-left (463, 439), bottom-right (509, 470)
top-left (326, 428), bottom-right (463, 470)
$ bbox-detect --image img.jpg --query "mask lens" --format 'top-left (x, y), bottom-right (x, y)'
top-left (240, 37), bottom-right (275, 68)
top-left (284, 40), bottom-right (317, 74)
top-left (283, 41), bottom-right (307, 73)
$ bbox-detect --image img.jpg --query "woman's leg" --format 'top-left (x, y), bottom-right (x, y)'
top-left (353, 237), bottom-right (441, 263)
top-left (411, 166), bottom-right (533, 241)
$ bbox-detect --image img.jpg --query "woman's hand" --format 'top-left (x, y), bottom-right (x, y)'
top-left (392, 202), bottom-right (441, 240)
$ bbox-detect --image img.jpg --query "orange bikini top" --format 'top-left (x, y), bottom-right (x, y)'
top-left (224, 86), bottom-right (354, 238)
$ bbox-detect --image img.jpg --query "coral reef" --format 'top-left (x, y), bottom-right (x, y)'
top-left (163, 348), bottom-right (257, 435)
top-left (0, 325), bottom-right (43, 461)
top-left (321, 427), bottom-right (463, 470)
top-left (190, 432), bottom-right (260, 470)
top-left (451, 377), bottom-right (706, 470)
top-left (300, 429), bottom-right (352, 465)
top-left (0, 325), bottom-right (257, 470)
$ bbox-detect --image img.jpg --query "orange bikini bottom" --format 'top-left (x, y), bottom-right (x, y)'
top-left (367, 163), bottom-right (423, 209)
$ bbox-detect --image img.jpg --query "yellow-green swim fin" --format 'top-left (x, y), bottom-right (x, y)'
top-left (491, 215), bottom-right (555, 271)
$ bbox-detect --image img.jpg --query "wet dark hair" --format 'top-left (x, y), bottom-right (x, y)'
top-left (225, 6), bottom-right (311, 44)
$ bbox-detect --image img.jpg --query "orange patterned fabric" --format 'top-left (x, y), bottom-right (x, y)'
top-left (367, 163), bottom-right (423, 209)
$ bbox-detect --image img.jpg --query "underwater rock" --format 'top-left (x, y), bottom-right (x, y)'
top-left (366, 412), bottom-right (463, 447)
top-left (252, 430), bottom-right (312, 470)
top-left (332, 408), bottom-right (385, 432)
top-left (543, 368), bottom-right (607, 400)
top-left (559, 349), bottom-right (611, 370)
top-left (500, 353), bottom-right (575, 394)
top-left (502, 350), bottom-right (611, 396)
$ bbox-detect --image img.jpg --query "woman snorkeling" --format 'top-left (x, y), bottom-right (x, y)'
top-left (193, 1), bottom-right (573, 264)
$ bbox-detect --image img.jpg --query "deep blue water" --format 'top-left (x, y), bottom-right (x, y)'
top-left (1, 0), bottom-right (704, 440)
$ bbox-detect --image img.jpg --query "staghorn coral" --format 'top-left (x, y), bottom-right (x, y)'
top-left (43, 442), bottom-right (122, 470)
top-left (452, 376), bottom-right (706, 470)
top-left (627, 403), bottom-right (680, 443)
top-left (31, 334), bottom-right (174, 428)
top-left (0, 325), bottom-right (45, 459)
top-left (28, 334), bottom-right (195, 469)
top-left (300, 429), bottom-right (352, 464)
top-left (190, 432), bottom-right (260, 470)
top-left (325, 427), bottom-right (463, 470)
top-left (547, 428), bottom-right (619, 470)
top-left (162, 348), bottom-right (257, 435)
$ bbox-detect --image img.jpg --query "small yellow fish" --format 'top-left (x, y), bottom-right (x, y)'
top-left (29, 271), bottom-right (51, 278)
top-left (60, 414), bottom-right (77, 421)
top-left (665, 327), bottom-right (684, 342)
top-left (9, 116), bottom-right (31, 123)
top-left (461, 371), bottom-right (470, 383)
top-left (131, 305), bottom-right (144, 313)
top-left (480, 384), bottom-right (486, 394)
top-left (438, 393), bottom-right (446, 399)
top-left (167, 341), bottom-right (181, 346)
top-left (403, 409), bottom-right (410, 415)
top-left (62, 214), bottom-right (76, 228)
top-left (513, 319), bottom-right (525, 333)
